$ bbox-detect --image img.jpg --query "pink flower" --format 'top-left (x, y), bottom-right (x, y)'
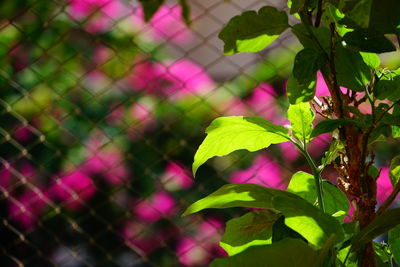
top-left (132, 191), bottom-right (176, 223)
top-left (66, 0), bottom-right (125, 33)
top-left (82, 150), bottom-right (128, 186)
top-left (278, 141), bottom-right (299, 162)
top-left (176, 237), bottom-right (211, 266)
top-left (14, 125), bottom-right (32, 142)
top-left (129, 59), bottom-right (215, 99)
top-left (133, 4), bottom-right (192, 44)
top-left (122, 221), bottom-right (161, 254)
top-left (161, 161), bottom-right (193, 191)
top-left (229, 154), bottom-right (286, 189)
top-left (308, 133), bottom-right (331, 157)
top-left (377, 167), bottom-right (395, 205)
top-left (316, 72), bottom-right (330, 97)
top-left (0, 163), bottom-right (12, 190)
top-left (8, 188), bottom-right (49, 230)
top-left (49, 171), bottom-right (96, 210)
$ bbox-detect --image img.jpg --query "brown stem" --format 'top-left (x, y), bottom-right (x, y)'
top-left (314, 0), bottom-right (323, 27)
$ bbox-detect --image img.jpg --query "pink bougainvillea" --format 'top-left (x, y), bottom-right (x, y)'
top-left (132, 191), bottom-right (176, 223)
top-left (229, 154), bottom-right (286, 189)
top-left (129, 59), bottom-right (215, 99)
top-left (133, 4), bottom-right (192, 44)
top-left (49, 171), bottom-right (96, 210)
top-left (376, 167), bottom-right (395, 205)
top-left (8, 188), bottom-right (49, 230)
top-left (161, 161), bottom-right (193, 191)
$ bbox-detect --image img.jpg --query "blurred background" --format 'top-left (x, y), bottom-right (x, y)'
top-left (1, 0), bottom-right (400, 266)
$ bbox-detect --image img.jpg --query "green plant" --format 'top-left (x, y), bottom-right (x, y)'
top-left (173, 0), bottom-right (400, 266)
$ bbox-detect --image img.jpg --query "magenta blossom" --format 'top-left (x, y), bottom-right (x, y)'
top-left (8, 188), bottom-right (49, 230)
top-left (66, 0), bottom-right (125, 33)
top-left (132, 191), bottom-right (176, 223)
top-left (230, 154), bottom-right (286, 189)
top-left (133, 4), bottom-right (192, 44)
top-left (0, 163), bottom-right (12, 190)
top-left (376, 167), bottom-right (397, 205)
top-left (176, 237), bottom-right (211, 266)
top-left (129, 59), bottom-right (215, 99)
top-left (49, 171), bottom-right (96, 210)
top-left (278, 141), bottom-right (300, 162)
top-left (122, 220), bottom-right (161, 254)
top-left (161, 161), bottom-right (193, 191)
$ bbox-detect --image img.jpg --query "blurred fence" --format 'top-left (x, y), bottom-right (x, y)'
top-left (1, 0), bottom-right (396, 266)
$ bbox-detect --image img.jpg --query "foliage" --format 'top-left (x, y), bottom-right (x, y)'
top-left (184, 0), bottom-right (400, 266)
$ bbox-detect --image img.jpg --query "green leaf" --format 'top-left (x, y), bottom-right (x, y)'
top-left (218, 6), bottom-right (289, 54)
top-left (210, 238), bottom-right (320, 267)
top-left (335, 44), bottom-right (371, 92)
top-left (374, 242), bottom-right (392, 266)
top-left (292, 24), bottom-right (331, 52)
top-left (287, 102), bottom-right (315, 142)
top-left (341, 0), bottom-right (373, 28)
top-left (287, 171), bottom-right (350, 220)
top-left (293, 48), bottom-right (326, 84)
top-left (343, 29), bottom-right (396, 53)
top-left (183, 183), bottom-right (344, 248)
top-left (389, 155), bottom-right (400, 186)
top-left (351, 208), bottom-right (400, 252)
top-left (369, 0), bottom-right (400, 34)
top-left (375, 75), bottom-right (400, 101)
top-left (289, 0), bottom-right (305, 14)
top-left (324, 4), bottom-right (351, 36)
top-left (321, 140), bottom-right (343, 167)
top-left (392, 126), bottom-right (400, 138)
top-left (360, 52), bottom-right (380, 68)
top-left (311, 119), bottom-right (355, 138)
top-left (272, 215), bottom-right (307, 243)
top-left (178, 0), bottom-right (191, 25)
top-left (192, 116), bottom-right (290, 175)
top-left (139, 0), bottom-right (165, 21)
top-left (286, 75), bottom-right (316, 104)
top-left (220, 210), bottom-right (279, 256)
top-left (389, 225), bottom-right (400, 264)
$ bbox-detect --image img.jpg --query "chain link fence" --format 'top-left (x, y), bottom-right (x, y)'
top-left (2, 0), bottom-right (396, 266)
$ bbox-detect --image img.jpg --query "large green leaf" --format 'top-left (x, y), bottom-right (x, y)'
top-left (293, 48), bottom-right (326, 84)
top-left (286, 75), bottom-right (316, 104)
top-left (139, 0), bottom-right (165, 21)
top-left (351, 208), bottom-right (400, 252)
top-left (287, 102), bottom-right (315, 142)
top-left (360, 52), bottom-right (380, 68)
top-left (218, 6), bottom-right (289, 54)
top-left (292, 24), bottom-right (331, 52)
top-left (389, 225), bottom-right (400, 264)
top-left (389, 155), bottom-right (400, 186)
top-left (220, 210), bottom-right (279, 256)
top-left (335, 44), bottom-right (371, 92)
top-left (340, 0), bottom-right (373, 28)
top-left (343, 29), bottom-right (396, 53)
top-left (183, 183), bottom-right (344, 248)
top-left (287, 171), bottom-right (350, 220)
top-left (192, 116), bottom-right (290, 175)
top-left (211, 238), bottom-right (320, 267)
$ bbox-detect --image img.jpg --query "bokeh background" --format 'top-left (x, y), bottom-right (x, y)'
top-left (1, 0), bottom-right (400, 266)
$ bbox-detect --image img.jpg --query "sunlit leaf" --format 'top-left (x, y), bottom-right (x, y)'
top-left (192, 116), bottom-right (290, 175)
top-left (220, 210), bottom-right (279, 255)
top-left (287, 102), bottom-right (315, 142)
top-left (218, 6), bottom-right (289, 54)
top-left (183, 183), bottom-right (344, 248)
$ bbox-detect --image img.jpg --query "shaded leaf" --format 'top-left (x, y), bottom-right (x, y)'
top-left (287, 102), bottom-right (315, 142)
top-left (293, 48), bottom-right (326, 84)
top-left (272, 215), bottom-right (307, 243)
top-left (343, 29), bottom-right (396, 53)
top-left (211, 238), bottom-right (320, 267)
top-left (192, 116), bottom-right (290, 175)
top-left (375, 75), bottom-right (400, 102)
top-left (139, 0), bottom-right (165, 21)
top-left (311, 118), bottom-right (355, 138)
top-left (335, 44), bottom-right (371, 92)
top-left (220, 210), bottom-right (279, 256)
top-left (286, 75), bottom-right (316, 104)
top-left (218, 6), bottom-right (289, 54)
top-left (292, 24), bottom-right (331, 52)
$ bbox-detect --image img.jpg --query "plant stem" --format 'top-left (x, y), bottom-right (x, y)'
top-left (314, 0), bottom-right (323, 27)
top-left (292, 141), bottom-right (325, 212)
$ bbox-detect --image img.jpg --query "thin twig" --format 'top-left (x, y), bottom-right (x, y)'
top-left (314, 0), bottom-right (323, 27)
